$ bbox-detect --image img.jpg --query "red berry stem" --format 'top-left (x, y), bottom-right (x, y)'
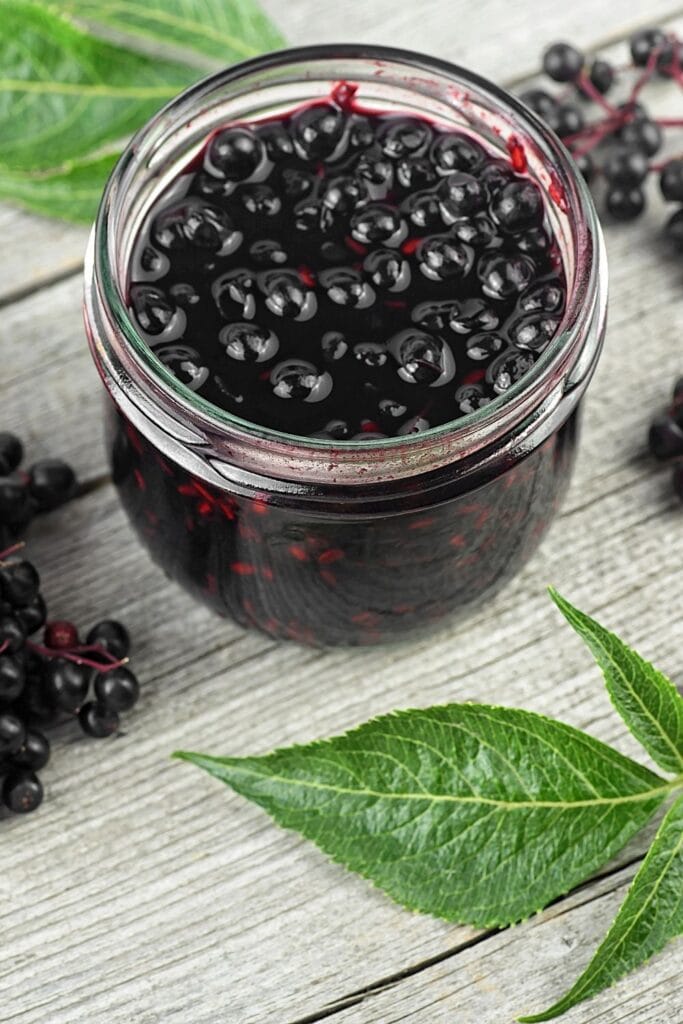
top-left (0, 541), bottom-right (26, 564)
top-left (575, 71), bottom-right (619, 116)
top-left (0, 640), bottom-right (9, 657)
top-left (26, 640), bottom-right (130, 673)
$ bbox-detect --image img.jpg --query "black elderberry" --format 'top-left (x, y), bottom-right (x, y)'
top-left (78, 701), bottom-right (120, 739)
top-left (478, 254), bottom-right (535, 300)
top-left (85, 620), bottom-right (131, 661)
top-left (0, 654), bottom-right (24, 701)
top-left (239, 184), bottom-right (281, 217)
top-left (516, 227), bottom-right (551, 257)
top-left (206, 127), bottom-right (264, 181)
top-left (400, 190), bottom-right (442, 230)
top-left (649, 415), bottom-right (683, 459)
top-left (508, 313), bottom-right (561, 352)
top-left (379, 118), bottom-right (432, 159)
top-left (438, 172), bottom-right (486, 219)
top-left (28, 459), bottom-right (77, 511)
top-left (664, 208), bottom-right (683, 252)
top-left (660, 160), bottom-right (683, 202)
top-left (491, 181), bottom-right (543, 232)
top-left (603, 147), bottom-right (649, 187)
top-left (448, 298), bottom-right (500, 334)
top-left (363, 249), bottom-right (410, 291)
top-left (44, 659), bottom-right (89, 714)
top-left (396, 156), bottom-right (437, 190)
top-left (0, 615), bottom-right (25, 653)
top-left (466, 332), bottom-right (505, 361)
top-left (487, 349), bottom-right (536, 394)
top-left (0, 713), bottom-right (25, 756)
top-left (629, 27), bottom-right (674, 72)
top-left (551, 104), bottom-right (584, 139)
top-left (350, 203), bottom-right (402, 245)
top-left (588, 59), bottom-right (614, 95)
top-left (518, 89), bottom-right (558, 119)
top-left (321, 176), bottom-right (368, 217)
top-left (291, 103), bottom-right (345, 160)
top-left (11, 729), bottom-right (50, 772)
top-left (0, 474), bottom-right (31, 525)
top-left (0, 560), bottom-right (40, 608)
top-left (319, 267), bottom-right (375, 308)
top-left (450, 214), bottom-right (499, 249)
top-left (430, 132), bottom-right (486, 174)
top-left (417, 235), bottom-right (474, 282)
top-left (258, 123), bottom-right (294, 162)
top-left (94, 667), bottom-right (140, 713)
top-left (619, 118), bottom-right (662, 157)
top-left (606, 185), bottom-right (646, 221)
top-left (130, 285), bottom-right (177, 335)
top-left (2, 770), bottom-right (43, 813)
top-left (542, 42), bottom-right (584, 82)
top-left (0, 434), bottom-right (23, 476)
top-left (152, 198), bottom-right (238, 253)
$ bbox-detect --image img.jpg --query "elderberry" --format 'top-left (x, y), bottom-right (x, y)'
top-left (0, 546), bottom-right (140, 818)
top-left (648, 377), bottom-right (683, 504)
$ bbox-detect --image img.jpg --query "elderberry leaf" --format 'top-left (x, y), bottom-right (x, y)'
top-left (519, 794), bottom-right (683, 1021)
top-left (175, 704), bottom-right (670, 928)
top-left (59, 0), bottom-right (286, 66)
top-left (0, 2), bottom-right (195, 173)
top-left (550, 589), bottom-right (683, 775)
top-left (0, 153), bottom-right (118, 223)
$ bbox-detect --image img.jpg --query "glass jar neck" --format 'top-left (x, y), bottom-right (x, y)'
top-left (85, 44), bottom-right (607, 496)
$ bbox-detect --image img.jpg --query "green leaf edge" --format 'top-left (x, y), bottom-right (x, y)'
top-left (548, 588), bottom-right (683, 775)
top-left (517, 792), bottom-right (683, 1022)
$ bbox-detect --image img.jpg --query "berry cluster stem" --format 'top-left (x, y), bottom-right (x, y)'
top-left (26, 641), bottom-right (129, 673)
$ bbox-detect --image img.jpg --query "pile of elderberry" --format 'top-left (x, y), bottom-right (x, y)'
top-left (519, 28), bottom-right (683, 239)
top-left (0, 431), bottom-right (77, 547)
top-left (648, 377), bottom-right (683, 502)
top-left (0, 549), bottom-right (140, 816)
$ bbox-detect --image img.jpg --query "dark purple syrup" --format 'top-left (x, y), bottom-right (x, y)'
top-left (128, 88), bottom-right (566, 440)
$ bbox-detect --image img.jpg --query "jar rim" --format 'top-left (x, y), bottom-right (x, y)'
top-left (87, 43), bottom-right (607, 487)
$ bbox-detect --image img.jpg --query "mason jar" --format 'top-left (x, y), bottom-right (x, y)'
top-left (84, 44), bottom-right (607, 647)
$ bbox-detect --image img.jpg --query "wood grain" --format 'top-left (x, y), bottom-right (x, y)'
top-left (1, 5), bottom-right (683, 1024)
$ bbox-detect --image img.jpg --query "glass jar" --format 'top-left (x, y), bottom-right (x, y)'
top-left (84, 44), bottom-right (607, 647)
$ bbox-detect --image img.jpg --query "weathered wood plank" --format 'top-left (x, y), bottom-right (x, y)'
top-left (329, 863), bottom-right (682, 1024)
top-left (1, 0), bottom-right (680, 300)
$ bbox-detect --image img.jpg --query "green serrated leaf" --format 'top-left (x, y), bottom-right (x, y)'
top-left (519, 794), bottom-right (683, 1021)
top-left (550, 589), bottom-right (683, 775)
top-left (0, 152), bottom-right (119, 222)
top-left (0, 1), bottom-right (198, 173)
top-left (57, 0), bottom-right (285, 65)
top-left (174, 704), bottom-right (674, 928)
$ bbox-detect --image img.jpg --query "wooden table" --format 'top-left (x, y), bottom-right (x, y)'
top-left (1, 3), bottom-right (682, 1021)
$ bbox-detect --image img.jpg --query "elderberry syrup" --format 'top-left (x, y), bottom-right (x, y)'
top-left (85, 46), bottom-right (607, 646)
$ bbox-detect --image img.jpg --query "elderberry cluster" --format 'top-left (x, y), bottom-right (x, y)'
top-left (0, 550), bottom-right (139, 816)
top-left (520, 28), bottom-right (683, 235)
top-left (0, 431), bottom-right (77, 548)
top-left (648, 377), bottom-right (683, 502)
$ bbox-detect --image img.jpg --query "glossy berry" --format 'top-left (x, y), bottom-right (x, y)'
top-left (2, 770), bottom-right (43, 814)
top-left (28, 459), bottom-right (77, 511)
top-left (438, 172), bottom-right (486, 218)
top-left (379, 118), bottom-right (432, 159)
top-left (606, 185), bottom-right (645, 221)
top-left (664, 208), bottom-right (683, 252)
top-left (44, 620), bottom-right (79, 650)
top-left (542, 42), bottom-right (584, 82)
top-left (11, 729), bottom-right (50, 771)
top-left (660, 160), bottom-right (683, 202)
top-left (478, 254), bottom-right (535, 300)
top-left (291, 103), bottom-right (344, 160)
top-left (0, 560), bottom-right (40, 608)
top-left (629, 27), bottom-right (673, 70)
top-left (603, 147), bottom-right (648, 187)
top-left (551, 104), bottom-right (584, 138)
top-left (518, 89), bottom-right (558, 119)
top-left (206, 127), bottom-right (264, 181)
top-left (619, 118), bottom-right (662, 157)
top-left (94, 667), bottom-right (140, 712)
top-left (0, 433), bottom-right (23, 476)
top-left (0, 474), bottom-right (31, 525)
top-left (0, 654), bottom-right (25, 701)
top-left (588, 59), bottom-right (614, 94)
top-left (78, 701), bottom-right (119, 739)
top-left (649, 415), bottom-right (683, 458)
top-left (0, 713), bottom-right (25, 755)
top-left (44, 659), bottom-right (89, 713)
top-left (86, 620), bottom-right (131, 660)
top-left (430, 133), bottom-right (486, 174)
top-left (130, 285), bottom-right (176, 335)
top-left (0, 615), bottom-right (25, 653)
top-left (491, 181), bottom-right (543, 232)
